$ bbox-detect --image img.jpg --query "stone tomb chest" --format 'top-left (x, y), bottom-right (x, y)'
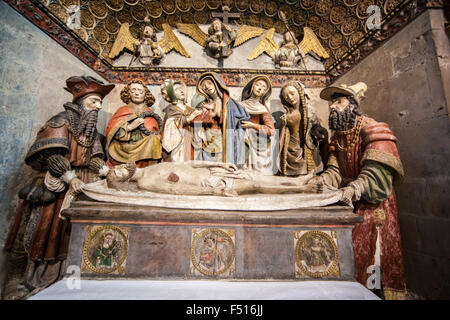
top-left (63, 189), bottom-right (362, 281)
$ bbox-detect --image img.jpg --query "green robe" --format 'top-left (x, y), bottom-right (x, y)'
top-left (94, 245), bottom-right (117, 267)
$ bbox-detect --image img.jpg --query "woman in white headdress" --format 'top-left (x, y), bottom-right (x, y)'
top-left (240, 75), bottom-right (276, 175)
top-left (161, 80), bottom-right (202, 162)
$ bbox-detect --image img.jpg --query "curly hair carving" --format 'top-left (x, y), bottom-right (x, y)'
top-left (120, 79), bottom-right (155, 107)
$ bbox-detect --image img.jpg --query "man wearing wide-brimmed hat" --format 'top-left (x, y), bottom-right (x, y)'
top-left (309, 82), bottom-right (406, 299)
top-left (4, 76), bottom-right (114, 299)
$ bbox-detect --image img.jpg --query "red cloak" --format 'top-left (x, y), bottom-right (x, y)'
top-left (329, 116), bottom-right (406, 294)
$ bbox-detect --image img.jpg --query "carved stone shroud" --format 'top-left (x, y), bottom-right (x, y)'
top-left (63, 198), bottom-right (362, 280)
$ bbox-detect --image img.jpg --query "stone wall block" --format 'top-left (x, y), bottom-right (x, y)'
top-left (394, 116), bottom-right (450, 178)
top-left (397, 213), bottom-right (421, 253)
top-left (396, 179), bottom-right (427, 217)
top-left (416, 217), bottom-right (450, 258)
top-left (402, 250), bottom-right (450, 299)
top-left (424, 176), bottom-right (450, 218)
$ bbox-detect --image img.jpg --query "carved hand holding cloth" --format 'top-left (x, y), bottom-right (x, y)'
top-left (320, 116), bottom-right (406, 293)
top-left (322, 116), bottom-right (404, 203)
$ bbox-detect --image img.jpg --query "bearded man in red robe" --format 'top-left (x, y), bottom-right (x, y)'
top-left (106, 79), bottom-right (162, 168)
top-left (309, 82), bottom-right (406, 299)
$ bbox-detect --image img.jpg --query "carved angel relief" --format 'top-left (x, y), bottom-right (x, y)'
top-left (108, 12), bottom-right (328, 70)
top-left (177, 22), bottom-right (265, 60)
top-left (248, 28), bottom-right (278, 61)
top-left (250, 27), bottom-right (330, 69)
top-left (109, 18), bottom-right (189, 66)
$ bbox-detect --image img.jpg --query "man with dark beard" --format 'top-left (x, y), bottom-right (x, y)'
top-left (3, 76), bottom-right (114, 299)
top-left (308, 82), bottom-right (407, 299)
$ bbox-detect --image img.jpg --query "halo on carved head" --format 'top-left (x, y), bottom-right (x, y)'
top-left (161, 79), bottom-right (173, 103)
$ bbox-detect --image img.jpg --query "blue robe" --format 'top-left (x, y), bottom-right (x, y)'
top-left (191, 72), bottom-right (250, 168)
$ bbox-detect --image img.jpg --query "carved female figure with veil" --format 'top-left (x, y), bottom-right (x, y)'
top-left (279, 81), bottom-right (328, 176)
top-left (240, 75), bottom-right (276, 175)
top-left (161, 80), bottom-right (202, 162)
top-left (191, 72), bottom-right (249, 166)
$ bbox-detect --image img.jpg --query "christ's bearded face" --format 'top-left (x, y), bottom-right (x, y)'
top-left (112, 165), bottom-right (132, 181)
top-left (106, 163), bottom-right (137, 191)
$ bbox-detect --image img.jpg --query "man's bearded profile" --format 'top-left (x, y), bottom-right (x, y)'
top-left (328, 95), bottom-right (361, 131)
top-left (106, 162), bottom-right (138, 191)
top-left (79, 105), bottom-right (99, 142)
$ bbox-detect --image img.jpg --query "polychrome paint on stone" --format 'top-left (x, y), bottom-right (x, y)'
top-left (0, 2), bottom-right (107, 247)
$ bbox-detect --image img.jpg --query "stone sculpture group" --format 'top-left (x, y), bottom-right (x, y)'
top-left (4, 71), bottom-right (406, 300)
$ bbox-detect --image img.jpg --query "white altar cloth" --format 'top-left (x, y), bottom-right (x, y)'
top-left (29, 279), bottom-right (379, 300)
